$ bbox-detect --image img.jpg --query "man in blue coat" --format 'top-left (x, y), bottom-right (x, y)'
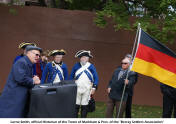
top-left (69, 50), bottom-right (99, 118)
top-left (0, 45), bottom-right (42, 118)
top-left (41, 49), bottom-right (68, 84)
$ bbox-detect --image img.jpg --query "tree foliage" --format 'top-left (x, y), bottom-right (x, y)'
top-left (95, 0), bottom-right (176, 43)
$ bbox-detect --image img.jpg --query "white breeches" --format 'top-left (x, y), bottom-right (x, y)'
top-left (76, 89), bottom-right (91, 105)
top-left (75, 73), bottom-right (92, 105)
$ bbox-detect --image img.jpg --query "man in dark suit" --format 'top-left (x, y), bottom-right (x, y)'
top-left (106, 58), bottom-right (137, 118)
top-left (0, 45), bottom-right (42, 118)
top-left (160, 83), bottom-right (176, 118)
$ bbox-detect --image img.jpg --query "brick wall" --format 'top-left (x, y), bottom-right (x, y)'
top-left (1, 5), bottom-right (175, 106)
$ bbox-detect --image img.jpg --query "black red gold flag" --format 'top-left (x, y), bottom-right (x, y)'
top-left (131, 28), bottom-right (176, 88)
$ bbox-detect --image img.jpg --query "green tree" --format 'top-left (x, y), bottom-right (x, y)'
top-left (95, 0), bottom-right (176, 43)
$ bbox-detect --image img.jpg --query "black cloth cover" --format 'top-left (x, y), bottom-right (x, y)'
top-left (28, 80), bottom-right (77, 118)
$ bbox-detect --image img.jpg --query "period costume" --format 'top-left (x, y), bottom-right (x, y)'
top-left (0, 46), bottom-right (42, 118)
top-left (69, 50), bottom-right (99, 118)
top-left (106, 66), bottom-right (137, 118)
top-left (41, 49), bottom-right (68, 84)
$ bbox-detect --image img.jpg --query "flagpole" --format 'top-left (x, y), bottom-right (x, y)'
top-left (117, 23), bottom-right (141, 118)
top-left (131, 23), bottom-right (141, 61)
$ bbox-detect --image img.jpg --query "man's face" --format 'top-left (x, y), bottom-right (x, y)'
top-left (41, 55), bottom-right (48, 62)
top-left (121, 60), bottom-right (130, 70)
top-left (80, 56), bottom-right (89, 65)
top-left (54, 55), bottom-right (63, 63)
top-left (26, 50), bottom-right (40, 64)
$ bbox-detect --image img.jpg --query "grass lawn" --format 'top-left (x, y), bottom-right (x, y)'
top-left (87, 102), bottom-right (162, 118)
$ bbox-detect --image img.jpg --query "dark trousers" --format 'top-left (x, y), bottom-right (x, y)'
top-left (162, 94), bottom-right (176, 118)
top-left (125, 95), bottom-right (133, 118)
top-left (106, 97), bottom-right (126, 118)
top-left (74, 104), bottom-right (88, 118)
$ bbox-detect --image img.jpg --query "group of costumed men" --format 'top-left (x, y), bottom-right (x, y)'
top-left (1, 42), bottom-right (175, 118)
top-left (0, 42), bottom-right (99, 118)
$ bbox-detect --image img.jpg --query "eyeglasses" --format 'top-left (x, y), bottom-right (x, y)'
top-left (31, 51), bottom-right (40, 57)
top-left (121, 62), bottom-right (128, 65)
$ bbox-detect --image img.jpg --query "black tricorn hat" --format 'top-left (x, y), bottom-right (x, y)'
top-left (25, 45), bottom-right (42, 53)
top-left (19, 42), bottom-right (36, 49)
top-left (49, 49), bottom-right (66, 56)
top-left (75, 50), bottom-right (93, 58)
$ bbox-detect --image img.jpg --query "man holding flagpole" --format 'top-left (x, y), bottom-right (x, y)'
top-left (106, 57), bottom-right (137, 118)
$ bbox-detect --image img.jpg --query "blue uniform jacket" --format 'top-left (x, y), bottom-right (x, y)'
top-left (69, 62), bottom-right (99, 88)
top-left (41, 62), bottom-right (68, 84)
top-left (0, 56), bottom-right (34, 118)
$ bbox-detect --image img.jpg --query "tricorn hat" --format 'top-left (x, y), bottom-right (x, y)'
top-left (75, 50), bottom-right (93, 58)
top-left (49, 49), bottom-right (66, 56)
top-left (19, 42), bottom-right (36, 49)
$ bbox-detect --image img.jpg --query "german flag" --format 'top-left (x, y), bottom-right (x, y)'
top-left (131, 28), bottom-right (176, 88)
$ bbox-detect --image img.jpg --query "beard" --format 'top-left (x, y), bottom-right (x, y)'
top-left (80, 61), bottom-right (87, 66)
